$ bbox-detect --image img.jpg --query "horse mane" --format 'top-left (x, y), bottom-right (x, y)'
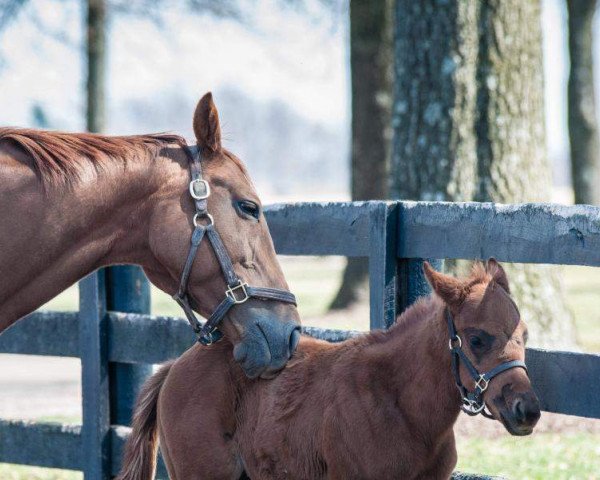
top-left (0, 128), bottom-right (187, 186)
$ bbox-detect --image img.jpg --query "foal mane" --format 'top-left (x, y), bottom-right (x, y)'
top-left (0, 127), bottom-right (186, 186)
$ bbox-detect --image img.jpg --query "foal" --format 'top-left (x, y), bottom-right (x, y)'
top-left (120, 260), bottom-right (540, 479)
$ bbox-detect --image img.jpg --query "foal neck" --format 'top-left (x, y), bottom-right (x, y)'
top-left (374, 297), bottom-right (462, 433)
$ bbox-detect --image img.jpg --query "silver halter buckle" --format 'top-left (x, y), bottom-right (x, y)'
top-left (226, 282), bottom-right (250, 304)
top-left (189, 179), bottom-right (210, 200)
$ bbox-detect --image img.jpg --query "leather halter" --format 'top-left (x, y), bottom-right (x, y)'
top-left (172, 145), bottom-right (297, 346)
top-left (446, 309), bottom-right (528, 418)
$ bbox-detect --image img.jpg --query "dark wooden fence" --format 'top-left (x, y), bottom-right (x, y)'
top-left (1, 201), bottom-right (599, 479)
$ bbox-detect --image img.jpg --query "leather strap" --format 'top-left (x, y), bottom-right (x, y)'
top-left (446, 308), bottom-right (528, 418)
top-left (172, 144), bottom-right (297, 346)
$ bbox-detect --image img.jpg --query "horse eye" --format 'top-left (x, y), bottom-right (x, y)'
top-left (237, 200), bottom-right (260, 220)
top-left (469, 336), bottom-right (484, 349)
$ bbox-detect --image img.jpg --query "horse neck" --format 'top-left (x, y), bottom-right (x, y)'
top-left (371, 297), bottom-right (462, 436)
top-left (0, 145), bottom-right (184, 330)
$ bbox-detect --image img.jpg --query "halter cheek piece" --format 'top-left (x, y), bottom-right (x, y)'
top-left (172, 145), bottom-right (297, 346)
top-left (446, 309), bottom-right (528, 418)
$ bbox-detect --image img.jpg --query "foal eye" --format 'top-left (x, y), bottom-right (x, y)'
top-left (237, 200), bottom-right (260, 220)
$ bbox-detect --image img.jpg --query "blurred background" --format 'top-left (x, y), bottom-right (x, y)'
top-left (1, 0), bottom-right (600, 478)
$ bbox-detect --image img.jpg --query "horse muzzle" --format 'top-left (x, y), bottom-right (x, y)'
top-left (231, 306), bottom-right (301, 379)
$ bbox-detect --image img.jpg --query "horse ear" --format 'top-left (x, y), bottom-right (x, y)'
top-left (423, 262), bottom-right (467, 307)
top-left (486, 258), bottom-right (510, 293)
top-left (193, 92), bottom-right (222, 152)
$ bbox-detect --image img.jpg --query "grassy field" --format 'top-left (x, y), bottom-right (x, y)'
top-left (1, 260), bottom-right (600, 479)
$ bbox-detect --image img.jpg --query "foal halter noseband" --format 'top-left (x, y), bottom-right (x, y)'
top-left (446, 309), bottom-right (528, 418)
top-left (172, 145), bottom-right (297, 346)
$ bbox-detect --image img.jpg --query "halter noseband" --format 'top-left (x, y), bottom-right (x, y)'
top-left (172, 145), bottom-right (297, 346)
top-left (446, 309), bottom-right (528, 418)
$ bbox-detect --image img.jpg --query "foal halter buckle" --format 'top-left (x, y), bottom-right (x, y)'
top-left (173, 144), bottom-right (297, 346)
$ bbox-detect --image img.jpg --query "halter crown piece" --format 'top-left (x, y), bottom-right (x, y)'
top-left (446, 309), bottom-right (528, 418)
top-left (172, 145), bottom-right (297, 346)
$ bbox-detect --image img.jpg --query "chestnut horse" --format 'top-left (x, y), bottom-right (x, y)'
top-left (119, 259), bottom-right (540, 479)
top-left (0, 93), bottom-right (300, 378)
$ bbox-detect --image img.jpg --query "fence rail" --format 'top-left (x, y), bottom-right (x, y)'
top-left (1, 200), bottom-right (599, 479)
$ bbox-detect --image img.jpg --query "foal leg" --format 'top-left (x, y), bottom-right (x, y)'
top-left (157, 342), bottom-right (243, 480)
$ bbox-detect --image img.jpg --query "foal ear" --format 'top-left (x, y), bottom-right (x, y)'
top-left (486, 258), bottom-right (510, 294)
top-left (193, 92), bottom-right (222, 152)
top-left (423, 262), bottom-right (467, 307)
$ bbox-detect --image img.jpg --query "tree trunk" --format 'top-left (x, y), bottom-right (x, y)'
top-left (392, 0), bottom-right (479, 201)
top-left (330, 0), bottom-right (393, 310)
top-left (86, 0), bottom-right (106, 134)
top-left (393, 0), bottom-right (576, 349)
top-left (567, 0), bottom-right (600, 205)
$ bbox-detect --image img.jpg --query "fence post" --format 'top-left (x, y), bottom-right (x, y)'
top-left (106, 266), bottom-right (152, 427)
top-left (368, 202), bottom-right (399, 330)
top-left (79, 271), bottom-right (110, 479)
top-left (395, 201), bottom-right (443, 312)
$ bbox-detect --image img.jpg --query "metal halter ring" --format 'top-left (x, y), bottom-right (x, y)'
top-left (189, 179), bottom-right (210, 200)
top-left (193, 212), bottom-right (214, 227)
top-left (449, 335), bottom-right (462, 350)
top-left (226, 282), bottom-right (250, 304)
top-left (462, 398), bottom-right (486, 414)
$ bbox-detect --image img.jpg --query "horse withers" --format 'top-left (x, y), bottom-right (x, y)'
top-left (119, 259), bottom-right (540, 479)
top-left (0, 93), bottom-right (300, 378)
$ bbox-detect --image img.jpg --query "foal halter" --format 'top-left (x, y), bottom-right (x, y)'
top-left (446, 309), bottom-right (528, 418)
top-left (172, 145), bottom-right (297, 346)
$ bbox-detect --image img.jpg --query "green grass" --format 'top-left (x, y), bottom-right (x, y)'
top-left (0, 465), bottom-right (81, 480)
top-left (456, 432), bottom-right (600, 480)
top-left (4, 261), bottom-right (600, 478)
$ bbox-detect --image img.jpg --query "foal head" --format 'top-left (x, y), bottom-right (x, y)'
top-left (424, 260), bottom-right (540, 435)
top-left (145, 93), bottom-right (300, 378)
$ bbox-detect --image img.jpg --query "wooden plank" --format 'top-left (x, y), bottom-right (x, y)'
top-left (79, 272), bottom-right (111, 479)
top-left (0, 311), bottom-right (79, 357)
top-left (527, 348), bottom-right (600, 419)
top-left (264, 202), bottom-right (375, 256)
top-left (452, 474), bottom-right (505, 480)
top-left (4, 312), bottom-right (600, 420)
top-left (108, 312), bottom-right (196, 364)
top-left (0, 420), bottom-right (81, 470)
top-left (368, 203), bottom-right (399, 329)
top-left (107, 313), bottom-right (362, 364)
top-left (398, 201), bottom-right (600, 266)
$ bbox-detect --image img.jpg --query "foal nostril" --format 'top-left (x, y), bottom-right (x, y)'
top-left (513, 399), bottom-right (526, 424)
top-left (513, 399), bottom-right (541, 425)
top-left (289, 327), bottom-right (301, 355)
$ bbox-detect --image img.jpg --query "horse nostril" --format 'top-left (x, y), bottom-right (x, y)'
top-left (289, 327), bottom-right (301, 355)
